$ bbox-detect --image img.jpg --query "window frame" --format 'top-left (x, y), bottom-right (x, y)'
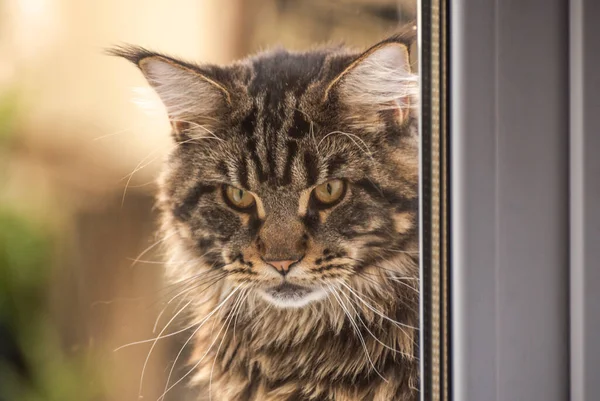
top-left (569, 0), bottom-right (600, 400)
top-left (421, 0), bottom-right (592, 399)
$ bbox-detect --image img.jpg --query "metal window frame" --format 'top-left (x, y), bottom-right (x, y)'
top-left (450, 0), bottom-right (571, 398)
top-left (421, 0), bottom-right (599, 399)
top-left (570, 1), bottom-right (600, 400)
top-left (429, 0), bottom-right (600, 400)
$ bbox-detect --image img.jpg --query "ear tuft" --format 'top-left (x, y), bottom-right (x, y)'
top-left (325, 38), bottom-right (418, 126)
top-left (108, 45), bottom-right (231, 140)
top-left (106, 44), bottom-right (159, 66)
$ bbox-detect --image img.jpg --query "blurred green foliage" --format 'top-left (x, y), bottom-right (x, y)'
top-left (0, 92), bottom-right (100, 400)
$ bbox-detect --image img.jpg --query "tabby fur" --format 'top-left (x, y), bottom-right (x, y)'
top-left (111, 32), bottom-right (419, 401)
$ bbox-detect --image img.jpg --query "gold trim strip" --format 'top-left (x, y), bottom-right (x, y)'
top-left (430, 0), bottom-right (442, 399)
top-left (441, 1), bottom-right (449, 400)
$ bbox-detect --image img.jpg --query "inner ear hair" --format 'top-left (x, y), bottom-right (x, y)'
top-left (137, 56), bottom-right (232, 106)
top-left (323, 38), bottom-right (414, 103)
top-left (109, 45), bottom-right (233, 140)
top-left (108, 45), bottom-right (231, 101)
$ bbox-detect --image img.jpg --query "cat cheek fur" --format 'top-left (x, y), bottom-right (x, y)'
top-left (112, 31), bottom-right (420, 401)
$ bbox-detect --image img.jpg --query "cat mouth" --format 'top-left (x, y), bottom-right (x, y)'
top-left (265, 283), bottom-right (311, 299)
top-left (259, 282), bottom-right (327, 308)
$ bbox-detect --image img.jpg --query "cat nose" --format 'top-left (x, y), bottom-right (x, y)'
top-left (265, 259), bottom-right (298, 276)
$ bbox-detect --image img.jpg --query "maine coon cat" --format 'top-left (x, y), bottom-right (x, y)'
top-left (111, 32), bottom-right (419, 401)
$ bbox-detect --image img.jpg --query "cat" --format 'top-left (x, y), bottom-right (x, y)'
top-left (111, 32), bottom-right (419, 401)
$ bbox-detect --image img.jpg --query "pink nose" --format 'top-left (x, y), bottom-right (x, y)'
top-left (267, 260), bottom-right (297, 275)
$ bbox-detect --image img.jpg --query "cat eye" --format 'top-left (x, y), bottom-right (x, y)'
top-left (224, 185), bottom-right (255, 210)
top-left (312, 179), bottom-right (346, 206)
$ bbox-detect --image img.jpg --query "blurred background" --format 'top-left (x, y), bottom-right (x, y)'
top-left (0, 0), bottom-right (416, 400)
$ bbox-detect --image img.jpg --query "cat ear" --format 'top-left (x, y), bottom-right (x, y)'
top-left (109, 46), bottom-right (231, 140)
top-left (324, 36), bottom-right (417, 127)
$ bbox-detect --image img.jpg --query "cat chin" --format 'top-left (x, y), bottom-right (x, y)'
top-left (258, 284), bottom-right (327, 308)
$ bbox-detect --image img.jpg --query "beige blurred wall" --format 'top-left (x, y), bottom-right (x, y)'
top-left (3, 0), bottom-right (244, 191)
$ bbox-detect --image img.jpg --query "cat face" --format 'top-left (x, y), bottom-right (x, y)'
top-left (112, 36), bottom-right (418, 308)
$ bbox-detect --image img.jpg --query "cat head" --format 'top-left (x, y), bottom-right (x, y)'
top-left (111, 35), bottom-right (418, 309)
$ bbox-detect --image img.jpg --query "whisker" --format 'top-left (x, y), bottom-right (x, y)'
top-left (125, 257), bottom-right (196, 265)
top-left (345, 257), bottom-right (420, 294)
top-left (209, 287), bottom-right (249, 401)
top-left (129, 233), bottom-right (176, 268)
top-left (152, 298), bottom-right (176, 334)
top-left (369, 270), bottom-right (420, 294)
top-left (89, 297), bottom-right (144, 307)
top-left (126, 258), bottom-right (174, 265)
top-left (345, 256), bottom-right (419, 278)
top-left (125, 179), bottom-right (157, 189)
top-left (358, 270), bottom-right (419, 282)
top-left (115, 272), bottom-right (228, 350)
top-left (353, 272), bottom-right (420, 316)
top-left (165, 272), bottom-right (228, 305)
top-left (317, 130), bottom-right (376, 164)
top-left (386, 249), bottom-right (419, 255)
top-left (339, 282), bottom-right (418, 331)
top-left (159, 285), bottom-right (242, 401)
top-left (91, 270), bottom-right (216, 314)
top-left (146, 266), bottom-right (222, 304)
top-left (337, 289), bottom-right (416, 360)
top-left (137, 299), bottom-right (191, 397)
top-left (233, 289), bottom-right (252, 342)
top-left (120, 153), bottom-right (162, 207)
top-left (326, 285), bottom-right (388, 383)
top-left (93, 125), bottom-right (138, 141)
top-left (120, 137), bottom-right (200, 206)
top-left (171, 119), bottom-right (225, 142)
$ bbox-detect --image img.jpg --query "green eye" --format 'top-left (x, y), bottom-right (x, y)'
top-left (225, 186), bottom-right (255, 209)
top-left (313, 179), bottom-right (346, 205)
